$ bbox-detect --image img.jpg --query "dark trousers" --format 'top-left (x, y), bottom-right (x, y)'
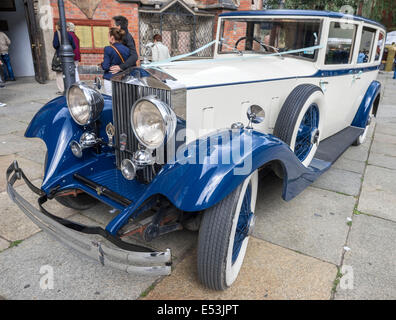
top-left (0, 53), bottom-right (15, 81)
top-left (0, 64), bottom-right (5, 88)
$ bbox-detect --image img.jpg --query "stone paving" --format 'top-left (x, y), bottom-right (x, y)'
top-left (0, 74), bottom-right (395, 300)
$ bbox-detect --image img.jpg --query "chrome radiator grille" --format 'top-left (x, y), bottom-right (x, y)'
top-left (112, 81), bottom-right (171, 182)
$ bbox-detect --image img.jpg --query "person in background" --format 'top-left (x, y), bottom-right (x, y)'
top-left (101, 28), bottom-right (130, 95)
top-left (151, 34), bottom-right (170, 62)
top-left (0, 60), bottom-right (6, 107)
top-left (53, 21), bottom-right (75, 94)
top-left (67, 22), bottom-right (81, 82)
top-left (0, 30), bottom-right (15, 81)
top-left (358, 50), bottom-right (366, 63)
top-left (109, 15), bottom-right (138, 74)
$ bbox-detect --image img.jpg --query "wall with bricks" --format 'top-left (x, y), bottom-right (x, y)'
top-left (49, 0), bottom-right (139, 80)
top-left (47, 0), bottom-right (261, 80)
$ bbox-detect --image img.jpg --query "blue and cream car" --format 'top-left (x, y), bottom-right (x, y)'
top-left (7, 10), bottom-right (385, 290)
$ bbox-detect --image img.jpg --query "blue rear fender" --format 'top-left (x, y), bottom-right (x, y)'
top-left (351, 80), bottom-right (381, 128)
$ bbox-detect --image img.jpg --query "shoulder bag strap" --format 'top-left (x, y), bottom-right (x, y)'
top-left (110, 45), bottom-right (125, 64)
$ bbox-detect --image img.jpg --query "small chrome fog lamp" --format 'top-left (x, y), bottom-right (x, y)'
top-left (70, 140), bottom-right (83, 158)
top-left (69, 132), bottom-right (100, 158)
top-left (133, 149), bottom-right (155, 166)
top-left (121, 159), bottom-right (137, 180)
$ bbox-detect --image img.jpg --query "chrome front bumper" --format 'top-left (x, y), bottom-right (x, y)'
top-left (6, 161), bottom-right (172, 276)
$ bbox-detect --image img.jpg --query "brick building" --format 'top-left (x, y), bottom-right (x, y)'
top-left (0, 0), bottom-right (261, 82)
top-left (51, 0), bottom-right (262, 80)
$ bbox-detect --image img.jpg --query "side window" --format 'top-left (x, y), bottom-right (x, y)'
top-left (357, 27), bottom-right (376, 63)
top-left (325, 22), bottom-right (357, 65)
top-left (375, 32), bottom-right (385, 61)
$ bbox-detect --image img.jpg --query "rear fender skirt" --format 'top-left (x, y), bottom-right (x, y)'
top-left (24, 95), bottom-right (113, 189)
top-left (351, 80), bottom-right (381, 128)
top-left (105, 129), bottom-right (329, 235)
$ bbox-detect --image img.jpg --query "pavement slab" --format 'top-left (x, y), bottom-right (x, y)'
top-left (0, 232), bottom-right (160, 300)
top-left (332, 156), bottom-right (366, 174)
top-left (312, 167), bottom-right (362, 196)
top-left (0, 237), bottom-right (10, 252)
top-left (16, 148), bottom-right (47, 165)
top-left (335, 214), bottom-right (396, 300)
top-left (0, 134), bottom-right (45, 156)
top-left (144, 237), bottom-right (336, 300)
top-left (358, 165), bottom-right (396, 221)
top-left (367, 152), bottom-right (396, 170)
top-left (375, 123), bottom-right (396, 136)
top-left (0, 179), bottom-right (75, 242)
top-left (371, 140), bottom-right (396, 158)
top-left (0, 117), bottom-right (27, 135)
top-left (376, 105), bottom-right (396, 122)
top-left (0, 102), bottom-right (45, 124)
top-left (339, 144), bottom-right (370, 162)
top-left (373, 132), bottom-right (396, 145)
top-left (0, 154), bottom-right (43, 192)
top-left (253, 174), bottom-right (355, 265)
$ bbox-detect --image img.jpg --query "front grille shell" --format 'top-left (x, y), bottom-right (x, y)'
top-left (111, 68), bottom-right (186, 183)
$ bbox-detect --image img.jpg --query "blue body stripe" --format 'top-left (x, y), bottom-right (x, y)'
top-left (186, 65), bottom-right (380, 90)
top-left (219, 9), bottom-right (385, 29)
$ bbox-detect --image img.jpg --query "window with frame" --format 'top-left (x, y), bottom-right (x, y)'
top-left (375, 31), bottom-right (385, 61)
top-left (325, 21), bottom-right (357, 65)
top-left (55, 19), bottom-right (111, 54)
top-left (357, 27), bottom-right (376, 64)
top-left (218, 18), bottom-right (321, 60)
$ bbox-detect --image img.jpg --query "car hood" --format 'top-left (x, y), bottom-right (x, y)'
top-left (155, 55), bottom-right (319, 89)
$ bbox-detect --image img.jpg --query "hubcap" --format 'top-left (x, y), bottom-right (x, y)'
top-left (294, 104), bottom-right (320, 162)
top-left (232, 183), bottom-right (253, 265)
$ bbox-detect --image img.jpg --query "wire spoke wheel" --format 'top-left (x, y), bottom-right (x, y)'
top-left (197, 171), bottom-right (258, 290)
top-left (294, 103), bottom-right (319, 162)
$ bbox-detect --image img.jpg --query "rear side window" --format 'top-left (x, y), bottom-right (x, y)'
top-left (375, 32), bottom-right (385, 61)
top-left (357, 27), bottom-right (376, 63)
top-left (325, 21), bottom-right (357, 65)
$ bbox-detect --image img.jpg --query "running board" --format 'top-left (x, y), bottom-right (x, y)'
top-left (314, 126), bottom-right (364, 164)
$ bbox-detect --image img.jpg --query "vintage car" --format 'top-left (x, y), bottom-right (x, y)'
top-left (7, 10), bottom-right (385, 290)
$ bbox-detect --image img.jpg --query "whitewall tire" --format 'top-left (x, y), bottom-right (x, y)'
top-left (274, 84), bottom-right (325, 167)
top-left (197, 170), bottom-right (258, 290)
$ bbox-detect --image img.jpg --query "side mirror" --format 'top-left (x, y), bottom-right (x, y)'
top-left (94, 76), bottom-right (102, 90)
top-left (246, 104), bottom-right (265, 123)
top-left (246, 104), bottom-right (265, 129)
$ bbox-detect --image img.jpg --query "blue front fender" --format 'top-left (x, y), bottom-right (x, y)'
top-left (24, 97), bottom-right (329, 235)
top-left (25, 95), bottom-right (113, 189)
top-left (105, 130), bottom-right (330, 234)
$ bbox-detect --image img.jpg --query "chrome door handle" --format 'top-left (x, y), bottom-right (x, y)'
top-left (319, 80), bottom-right (328, 91)
top-left (353, 70), bottom-right (363, 80)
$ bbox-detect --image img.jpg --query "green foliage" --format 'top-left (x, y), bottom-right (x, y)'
top-left (9, 240), bottom-right (23, 248)
top-left (263, 0), bottom-right (395, 28)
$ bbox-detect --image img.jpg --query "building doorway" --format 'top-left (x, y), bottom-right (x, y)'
top-left (139, 0), bottom-right (214, 59)
top-left (0, 0), bottom-right (47, 83)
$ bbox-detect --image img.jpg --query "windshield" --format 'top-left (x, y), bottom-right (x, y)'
top-left (218, 18), bottom-right (321, 60)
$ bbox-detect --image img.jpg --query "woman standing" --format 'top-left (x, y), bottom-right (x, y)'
top-left (67, 22), bottom-right (81, 82)
top-left (101, 28), bottom-right (130, 96)
top-left (53, 22), bottom-right (75, 94)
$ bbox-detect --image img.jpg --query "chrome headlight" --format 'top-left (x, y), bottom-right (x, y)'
top-left (131, 96), bottom-right (177, 149)
top-left (66, 82), bottom-right (104, 126)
